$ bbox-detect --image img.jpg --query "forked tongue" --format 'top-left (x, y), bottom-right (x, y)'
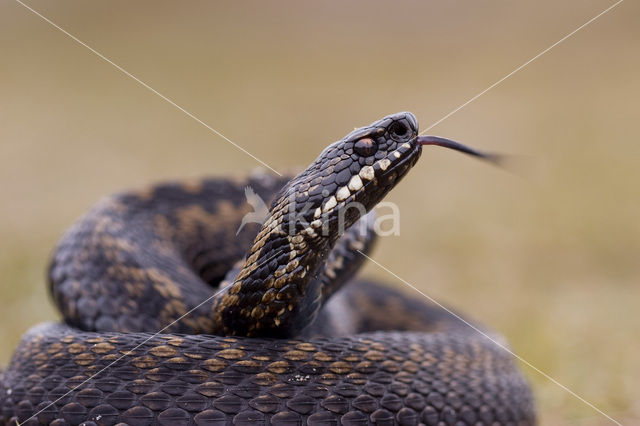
top-left (417, 136), bottom-right (503, 166)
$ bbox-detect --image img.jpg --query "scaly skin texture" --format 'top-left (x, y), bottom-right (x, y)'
top-left (0, 112), bottom-right (535, 425)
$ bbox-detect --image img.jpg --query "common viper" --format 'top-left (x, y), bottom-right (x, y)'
top-left (0, 112), bottom-right (535, 425)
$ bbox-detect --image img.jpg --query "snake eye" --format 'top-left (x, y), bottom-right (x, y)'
top-left (389, 122), bottom-right (409, 138)
top-left (354, 138), bottom-right (377, 157)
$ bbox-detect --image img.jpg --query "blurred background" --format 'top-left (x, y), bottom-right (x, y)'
top-left (1, 1), bottom-right (638, 424)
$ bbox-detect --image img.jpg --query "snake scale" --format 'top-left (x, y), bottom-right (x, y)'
top-left (0, 112), bottom-right (535, 425)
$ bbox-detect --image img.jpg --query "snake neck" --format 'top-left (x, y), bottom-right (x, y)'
top-left (211, 174), bottom-right (357, 338)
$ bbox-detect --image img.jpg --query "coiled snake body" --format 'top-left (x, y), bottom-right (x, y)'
top-left (0, 113), bottom-right (535, 425)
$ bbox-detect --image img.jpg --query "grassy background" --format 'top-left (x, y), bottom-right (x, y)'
top-left (1, 1), bottom-right (639, 424)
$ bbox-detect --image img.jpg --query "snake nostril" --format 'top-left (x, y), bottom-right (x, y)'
top-left (389, 122), bottom-right (408, 138)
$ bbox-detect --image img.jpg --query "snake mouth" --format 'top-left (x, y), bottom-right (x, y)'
top-left (377, 136), bottom-right (423, 183)
top-left (348, 139), bottom-right (421, 203)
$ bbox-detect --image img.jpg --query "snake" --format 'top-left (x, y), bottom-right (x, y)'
top-left (0, 112), bottom-right (536, 425)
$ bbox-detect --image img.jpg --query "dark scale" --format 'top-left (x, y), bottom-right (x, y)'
top-left (0, 112), bottom-right (535, 425)
top-left (335, 168), bottom-right (353, 186)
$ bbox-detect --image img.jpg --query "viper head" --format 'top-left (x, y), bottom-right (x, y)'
top-left (280, 111), bottom-right (423, 237)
